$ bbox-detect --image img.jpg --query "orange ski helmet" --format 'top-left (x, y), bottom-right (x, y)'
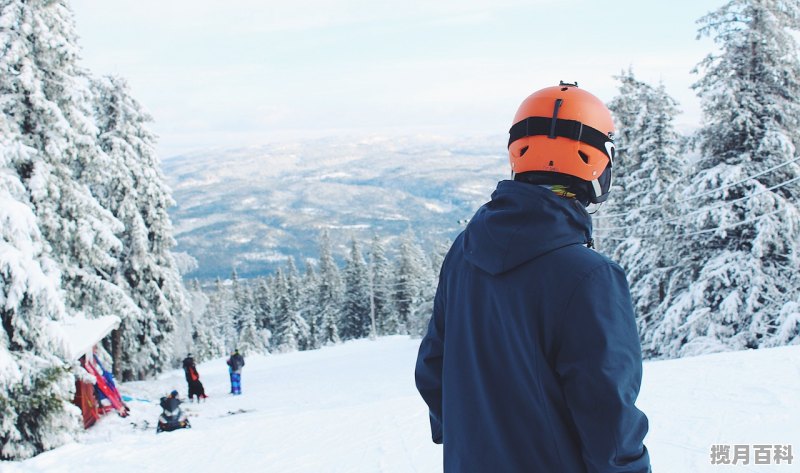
top-left (508, 82), bottom-right (615, 204)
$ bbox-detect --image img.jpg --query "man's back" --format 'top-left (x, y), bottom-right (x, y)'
top-left (160, 396), bottom-right (181, 413)
top-left (416, 181), bottom-right (650, 472)
top-left (228, 353), bottom-right (244, 373)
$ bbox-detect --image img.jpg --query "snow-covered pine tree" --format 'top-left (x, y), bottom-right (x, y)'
top-left (394, 231), bottom-right (431, 336)
top-left (369, 234), bottom-right (398, 335)
top-left (271, 269), bottom-right (292, 350)
top-left (314, 230), bottom-right (341, 345)
top-left (206, 277), bottom-right (234, 353)
top-left (271, 265), bottom-right (310, 352)
top-left (226, 269), bottom-right (257, 351)
top-left (417, 240), bottom-right (449, 335)
top-left (172, 278), bottom-right (201, 361)
top-left (185, 279), bottom-right (217, 362)
top-left (655, 0), bottom-right (800, 356)
top-left (229, 268), bottom-right (245, 336)
top-left (0, 0), bottom-right (140, 377)
top-left (0, 113), bottom-right (79, 460)
top-left (593, 69), bottom-right (649, 255)
top-left (341, 238), bottom-right (372, 340)
top-left (89, 75), bottom-right (187, 379)
top-left (299, 260), bottom-right (321, 349)
top-left (596, 71), bottom-right (686, 358)
top-left (286, 257), bottom-right (309, 349)
top-left (428, 240), bottom-right (449, 279)
top-left (251, 277), bottom-right (274, 348)
top-left (235, 294), bottom-right (261, 355)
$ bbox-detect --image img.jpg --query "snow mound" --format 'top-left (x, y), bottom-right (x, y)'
top-left (8, 338), bottom-right (800, 472)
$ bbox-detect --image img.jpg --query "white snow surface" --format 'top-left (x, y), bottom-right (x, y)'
top-left (6, 337), bottom-right (800, 472)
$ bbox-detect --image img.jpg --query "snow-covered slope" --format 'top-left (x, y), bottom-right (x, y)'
top-left (162, 135), bottom-right (507, 279)
top-left (8, 339), bottom-right (800, 472)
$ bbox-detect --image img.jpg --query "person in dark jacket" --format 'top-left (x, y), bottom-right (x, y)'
top-left (157, 390), bottom-right (189, 432)
top-left (182, 353), bottom-right (194, 373)
top-left (182, 353), bottom-right (194, 392)
top-left (226, 349), bottom-right (245, 395)
top-left (160, 389), bottom-right (181, 412)
top-left (182, 353), bottom-right (207, 402)
top-left (415, 83), bottom-right (651, 472)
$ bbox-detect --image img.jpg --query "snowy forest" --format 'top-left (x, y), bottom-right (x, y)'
top-left (3, 0), bottom-right (800, 463)
top-left (184, 231), bottom-right (445, 362)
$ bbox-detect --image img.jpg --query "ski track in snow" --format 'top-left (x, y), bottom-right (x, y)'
top-left (5, 338), bottom-right (800, 472)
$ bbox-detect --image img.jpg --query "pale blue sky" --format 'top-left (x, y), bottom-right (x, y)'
top-left (70, 0), bottom-right (725, 157)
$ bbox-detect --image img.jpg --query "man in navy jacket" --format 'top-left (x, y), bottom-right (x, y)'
top-left (415, 83), bottom-right (650, 472)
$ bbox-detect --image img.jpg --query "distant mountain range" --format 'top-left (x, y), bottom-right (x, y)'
top-left (162, 134), bottom-right (508, 280)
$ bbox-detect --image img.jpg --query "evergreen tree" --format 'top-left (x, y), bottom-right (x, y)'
top-left (229, 268), bottom-right (244, 335)
top-left (186, 279), bottom-right (217, 362)
top-left (252, 277), bottom-right (274, 347)
top-left (656, 0), bottom-right (800, 356)
top-left (286, 257), bottom-right (309, 349)
top-left (299, 260), bottom-right (321, 349)
top-left (272, 265), bottom-right (310, 352)
top-left (0, 113), bottom-right (78, 460)
top-left (428, 240), bottom-right (449, 278)
top-left (369, 235), bottom-right (397, 335)
top-left (235, 295), bottom-right (261, 355)
top-left (207, 277), bottom-right (234, 352)
top-left (594, 69), bottom-right (650, 255)
top-left (315, 230), bottom-right (341, 345)
top-left (0, 0), bottom-right (138, 376)
top-left (0, 0), bottom-right (137, 456)
top-left (394, 231), bottom-right (431, 336)
top-left (597, 71), bottom-right (687, 358)
top-left (227, 269), bottom-right (252, 350)
top-left (89, 75), bottom-right (187, 379)
top-left (341, 238), bottom-right (371, 340)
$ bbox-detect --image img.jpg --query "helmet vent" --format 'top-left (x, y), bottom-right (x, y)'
top-left (519, 146), bottom-right (529, 157)
top-left (578, 150), bottom-right (589, 164)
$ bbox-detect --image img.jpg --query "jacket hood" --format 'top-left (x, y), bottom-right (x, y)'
top-left (462, 180), bottom-right (592, 275)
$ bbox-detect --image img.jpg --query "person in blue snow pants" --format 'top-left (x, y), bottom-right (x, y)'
top-left (227, 349), bottom-right (245, 395)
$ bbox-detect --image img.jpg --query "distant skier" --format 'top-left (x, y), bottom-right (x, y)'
top-left (226, 349), bottom-right (245, 395)
top-left (415, 83), bottom-right (650, 472)
top-left (182, 353), bottom-right (207, 402)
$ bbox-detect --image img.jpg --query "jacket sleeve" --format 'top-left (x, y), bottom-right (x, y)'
top-left (415, 276), bottom-right (446, 444)
top-left (554, 262), bottom-right (651, 473)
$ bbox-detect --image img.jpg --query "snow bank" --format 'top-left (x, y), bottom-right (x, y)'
top-left (7, 337), bottom-right (799, 472)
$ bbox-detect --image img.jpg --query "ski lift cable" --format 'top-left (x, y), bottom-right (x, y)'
top-left (594, 155), bottom-right (800, 220)
top-left (595, 207), bottom-right (788, 243)
top-left (680, 208), bottom-right (787, 238)
top-left (595, 174), bottom-right (800, 233)
top-left (662, 174), bottom-right (800, 224)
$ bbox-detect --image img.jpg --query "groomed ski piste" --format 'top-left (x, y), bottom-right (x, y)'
top-left (7, 337), bottom-right (799, 472)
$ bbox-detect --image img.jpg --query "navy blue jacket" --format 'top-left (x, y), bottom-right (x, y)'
top-left (415, 180), bottom-right (650, 472)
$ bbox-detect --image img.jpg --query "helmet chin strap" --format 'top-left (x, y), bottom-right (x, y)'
top-left (586, 201), bottom-right (604, 215)
top-left (512, 171), bottom-right (599, 207)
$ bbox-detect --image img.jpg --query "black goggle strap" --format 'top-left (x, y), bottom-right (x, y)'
top-left (508, 116), bottom-right (615, 164)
